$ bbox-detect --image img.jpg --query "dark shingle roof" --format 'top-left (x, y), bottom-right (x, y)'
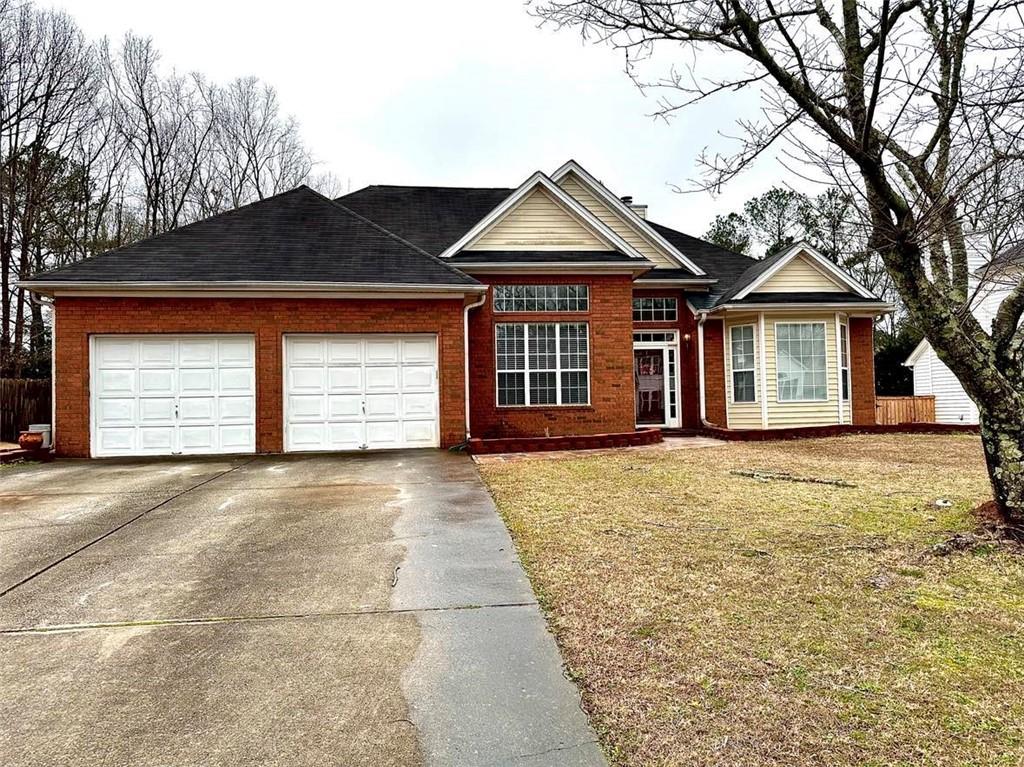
top-left (646, 222), bottom-right (757, 293)
top-left (722, 291), bottom-right (882, 305)
top-left (337, 185), bottom-right (513, 255)
top-left (27, 186), bottom-right (480, 288)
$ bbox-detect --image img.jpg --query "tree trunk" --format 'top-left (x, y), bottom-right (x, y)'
top-left (979, 412), bottom-right (1024, 528)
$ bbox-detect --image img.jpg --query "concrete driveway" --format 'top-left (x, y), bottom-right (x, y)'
top-left (0, 451), bottom-right (604, 766)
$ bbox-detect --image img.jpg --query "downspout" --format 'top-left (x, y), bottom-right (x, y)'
top-left (463, 291), bottom-right (487, 440)
top-left (696, 310), bottom-right (712, 428)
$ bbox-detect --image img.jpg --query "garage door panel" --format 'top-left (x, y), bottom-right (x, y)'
top-left (140, 369), bottom-right (175, 395)
top-left (179, 368), bottom-right (215, 394)
top-left (97, 398), bottom-right (135, 424)
top-left (98, 369), bottom-right (136, 397)
top-left (365, 366), bottom-right (399, 391)
top-left (365, 340), bottom-right (400, 364)
top-left (328, 367), bottom-right (361, 392)
top-left (139, 427), bottom-right (174, 451)
top-left (403, 420), bottom-right (437, 446)
top-left (138, 398), bottom-right (174, 422)
top-left (327, 395), bottom-right (362, 419)
top-left (288, 339), bottom-right (325, 365)
top-left (91, 336), bottom-right (255, 457)
top-left (327, 339), bottom-right (361, 365)
top-left (219, 367), bottom-right (254, 394)
top-left (220, 396), bottom-right (254, 422)
top-left (179, 397), bottom-right (215, 422)
top-left (284, 335), bottom-right (438, 452)
top-left (139, 341), bottom-right (175, 366)
top-left (401, 365), bottom-right (435, 391)
top-left (402, 393), bottom-right (436, 418)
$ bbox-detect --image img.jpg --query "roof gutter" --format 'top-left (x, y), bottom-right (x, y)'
top-left (707, 301), bottom-right (893, 313)
top-left (20, 280), bottom-right (488, 297)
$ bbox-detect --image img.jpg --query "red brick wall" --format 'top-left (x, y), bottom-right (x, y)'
top-left (849, 317), bottom-right (876, 425)
top-left (632, 288), bottom-right (702, 428)
top-left (466, 274), bottom-right (636, 439)
top-left (53, 296), bottom-right (467, 457)
top-left (702, 318), bottom-right (727, 426)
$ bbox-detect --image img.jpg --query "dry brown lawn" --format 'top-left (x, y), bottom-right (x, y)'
top-left (478, 434), bottom-right (1024, 767)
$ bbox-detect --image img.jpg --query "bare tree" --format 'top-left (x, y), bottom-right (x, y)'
top-left (534, 0), bottom-right (1024, 524)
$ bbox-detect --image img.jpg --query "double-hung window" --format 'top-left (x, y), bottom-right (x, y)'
top-left (776, 322), bottom-right (828, 402)
top-left (495, 322), bottom-right (589, 406)
top-left (730, 325), bottom-right (756, 403)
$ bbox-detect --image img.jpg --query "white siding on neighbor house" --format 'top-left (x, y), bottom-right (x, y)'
top-left (467, 187), bottom-right (607, 250)
top-left (754, 254), bottom-right (846, 293)
top-left (556, 173), bottom-right (678, 267)
top-left (908, 276), bottom-right (1011, 425)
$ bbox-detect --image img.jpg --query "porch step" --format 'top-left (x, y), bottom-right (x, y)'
top-left (660, 428), bottom-right (704, 438)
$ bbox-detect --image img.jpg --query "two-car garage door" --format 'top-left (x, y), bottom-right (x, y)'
top-left (90, 334), bottom-right (441, 457)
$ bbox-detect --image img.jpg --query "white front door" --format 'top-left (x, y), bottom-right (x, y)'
top-left (90, 335), bottom-right (256, 457)
top-left (283, 334), bottom-right (439, 452)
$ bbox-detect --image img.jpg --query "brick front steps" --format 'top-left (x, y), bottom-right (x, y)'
top-left (0, 447), bottom-right (54, 464)
top-left (699, 422), bottom-right (979, 441)
top-left (467, 428), bottom-right (662, 455)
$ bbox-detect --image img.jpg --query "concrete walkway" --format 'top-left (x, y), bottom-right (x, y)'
top-left (0, 451), bottom-right (604, 766)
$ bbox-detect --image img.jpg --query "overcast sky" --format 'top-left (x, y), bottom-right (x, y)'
top-left (66, 0), bottom-right (787, 236)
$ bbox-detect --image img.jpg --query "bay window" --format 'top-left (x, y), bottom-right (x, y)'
top-left (496, 322), bottom-right (589, 406)
top-left (840, 321), bottom-right (850, 401)
top-left (776, 322), bottom-right (828, 402)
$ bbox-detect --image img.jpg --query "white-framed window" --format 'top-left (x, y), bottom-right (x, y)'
top-left (495, 322), bottom-right (589, 406)
top-left (633, 297), bottom-right (677, 322)
top-left (493, 284), bottom-right (589, 312)
top-left (840, 321), bottom-right (850, 401)
top-left (730, 324), bottom-right (756, 403)
top-left (776, 322), bottom-right (828, 402)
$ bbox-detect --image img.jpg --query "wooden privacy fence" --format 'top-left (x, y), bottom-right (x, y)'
top-left (0, 378), bottom-right (51, 443)
top-left (875, 395), bottom-right (936, 425)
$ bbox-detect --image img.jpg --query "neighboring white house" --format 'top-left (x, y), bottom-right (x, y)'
top-left (904, 266), bottom-right (1016, 425)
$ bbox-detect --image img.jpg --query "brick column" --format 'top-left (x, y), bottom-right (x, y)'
top-left (849, 317), bottom-right (876, 425)
top-left (703, 319), bottom-right (727, 426)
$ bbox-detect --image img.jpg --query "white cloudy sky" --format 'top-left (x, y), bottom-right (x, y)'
top-left (66, 0), bottom-right (788, 235)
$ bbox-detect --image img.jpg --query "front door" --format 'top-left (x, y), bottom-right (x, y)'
top-left (634, 348), bottom-right (666, 425)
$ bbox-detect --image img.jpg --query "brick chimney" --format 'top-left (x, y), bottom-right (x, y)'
top-left (620, 195), bottom-right (647, 219)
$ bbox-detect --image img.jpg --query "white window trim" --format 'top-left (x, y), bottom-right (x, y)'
top-left (774, 320), bottom-right (830, 403)
top-left (495, 322), bottom-right (591, 408)
top-left (839, 317), bottom-right (851, 402)
top-left (632, 296), bottom-right (679, 323)
top-left (728, 323), bottom-right (758, 405)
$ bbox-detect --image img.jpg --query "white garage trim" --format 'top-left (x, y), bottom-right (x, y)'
top-left (283, 334), bottom-right (440, 452)
top-left (89, 334), bottom-right (256, 458)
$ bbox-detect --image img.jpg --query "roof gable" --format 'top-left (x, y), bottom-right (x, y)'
top-left (551, 160), bottom-right (706, 275)
top-left (728, 243), bottom-right (875, 303)
top-left (753, 253), bottom-right (846, 293)
top-left (439, 172), bottom-right (646, 259)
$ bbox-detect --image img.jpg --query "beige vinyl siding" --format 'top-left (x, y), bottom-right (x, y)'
top-left (724, 314), bottom-right (763, 428)
top-left (467, 187), bottom-right (607, 251)
top-left (763, 312), bottom-right (842, 428)
top-left (557, 173), bottom-right (678, 267)
top-left (754, 254), bottom-right (845, 293)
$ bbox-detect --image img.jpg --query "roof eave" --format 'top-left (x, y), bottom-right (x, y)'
top-left (708, 300), bottom-right (894, 314)
top-left (21, 280), bottom-right (487, 298)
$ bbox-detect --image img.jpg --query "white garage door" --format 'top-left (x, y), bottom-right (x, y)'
top-left (284, 334), bottom-right (439, 452)
top-left (91, 335), bottom-right (256, 457)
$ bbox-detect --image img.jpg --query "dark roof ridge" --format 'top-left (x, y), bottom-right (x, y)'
top-left (647, 218), bottom-right (757, 263)
top-left (352, 183), bottom-right (514, 192)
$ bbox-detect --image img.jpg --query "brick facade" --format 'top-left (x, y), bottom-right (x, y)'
top-left (53, 296), bottom-right (467, 457)
top-left (849, 316), bottom-right (877, 425)
top-left (701, 318), bottom-right (727, 426)
top-left (465, 274), bottom-right (636, 439)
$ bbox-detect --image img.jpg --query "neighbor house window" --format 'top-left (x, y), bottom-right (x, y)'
top-left (840, 322), bottom-right (850, 401)
top-left (730, 325), bottom-right (756, 403)
top-left (493, 284), bottom-right (589, 312)
top-left (776, 322), bottom-right (828, 402)
top-left (633, 297), bottom-right (677, 322)
top-left (496, 323), bottom-right (589, 406)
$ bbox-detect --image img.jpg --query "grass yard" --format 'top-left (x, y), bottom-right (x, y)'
top-left (478, 434), bottom-right (1024, 767)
